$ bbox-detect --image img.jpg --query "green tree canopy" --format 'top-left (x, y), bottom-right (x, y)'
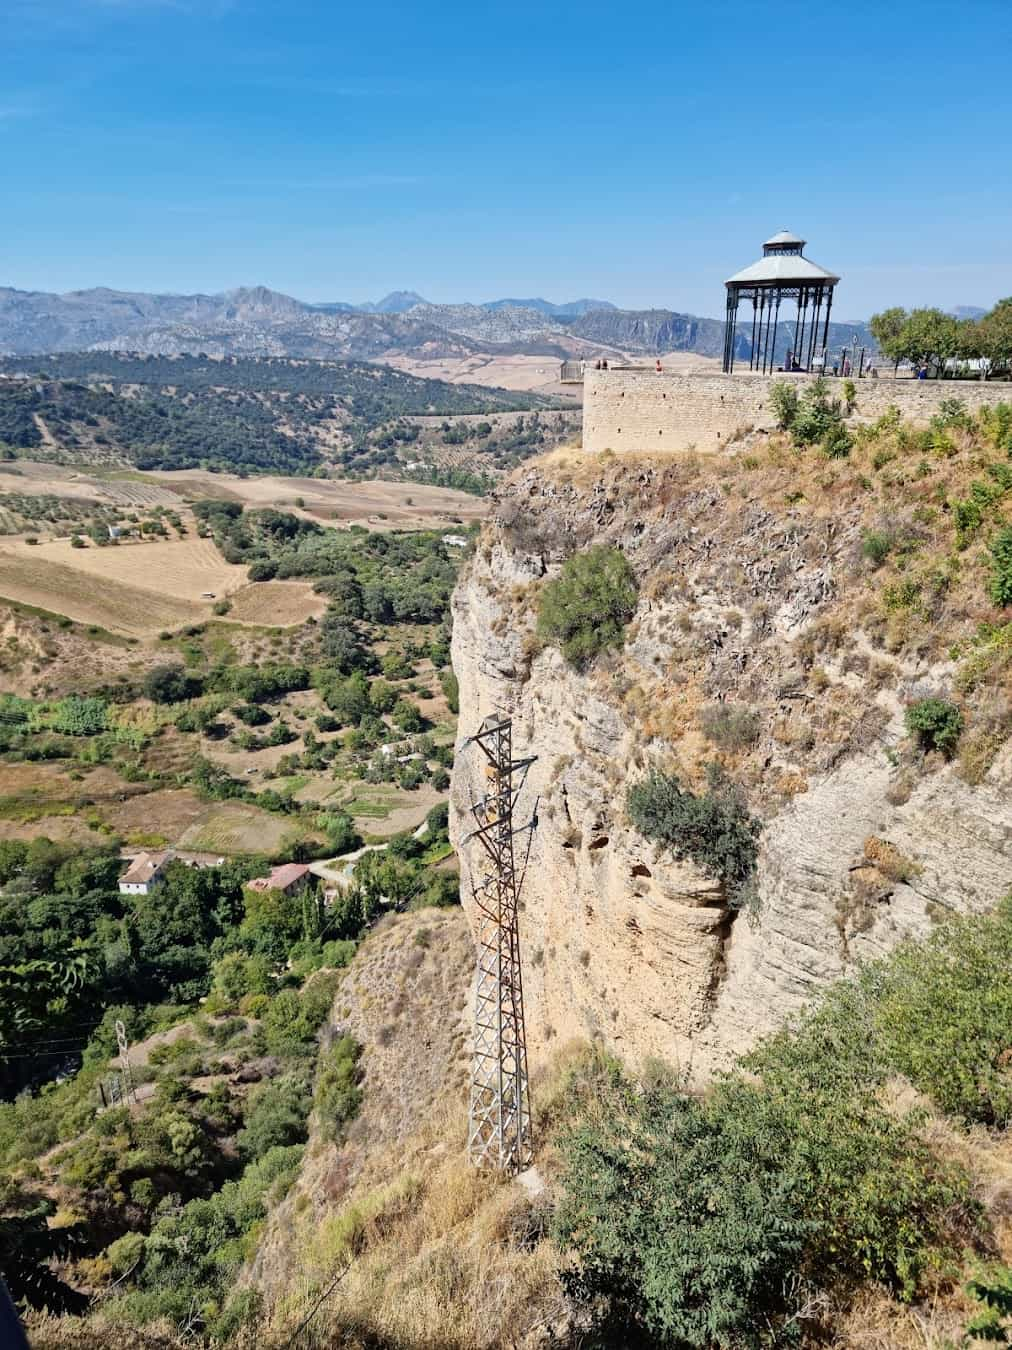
top-left (537, 545), bottom-right (638, 670)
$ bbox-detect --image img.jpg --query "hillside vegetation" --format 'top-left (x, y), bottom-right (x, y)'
top-left (38, 893), bottom-right (1007, 1349)
top-left (0, 354), bottom-right (574, 480)
top-left (508, 393), bottom-right (1012, 802)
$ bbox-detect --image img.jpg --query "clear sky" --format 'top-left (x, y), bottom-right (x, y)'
top-left (4, 0), bottom-right (1011, 318)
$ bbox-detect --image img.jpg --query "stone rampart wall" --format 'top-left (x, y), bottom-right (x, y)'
top-left (581, 367), bottom-right (1012, 454)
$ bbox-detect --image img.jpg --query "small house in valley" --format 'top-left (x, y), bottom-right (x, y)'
top-left (246, 862), bottom-right (311, 897)
top-left (118, 850), bottom-right (172, 896)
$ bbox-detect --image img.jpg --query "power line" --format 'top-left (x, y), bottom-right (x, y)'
top-left (281, 1262), bottom-right (352, 1348)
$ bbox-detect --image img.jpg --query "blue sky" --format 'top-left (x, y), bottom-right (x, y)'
top-left (3, 0), bottom-right (1011, 318)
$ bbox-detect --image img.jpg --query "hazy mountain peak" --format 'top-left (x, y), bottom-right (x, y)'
top-left (368, 290), bottom-right (428, 314)
top-left (482, 297), bottom-right (617, 317)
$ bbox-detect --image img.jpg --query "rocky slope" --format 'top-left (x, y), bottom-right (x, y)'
top-left (450, 442), bottom-right (1012, 1077)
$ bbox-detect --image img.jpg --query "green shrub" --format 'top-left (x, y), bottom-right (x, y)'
top-left (954, 495), bottom-right (985, 548)
top-left (314, 1034), bottom-right (363, 1142)
top-left (626, 764), bottom-right (760, 904)
top-left (237, 1069), bottom-right (313, 1159)
top-left (965, 1266), bottom-right (1012, 1343)
top-left (822, 419), bottom-right (853, 458)
top-left (699, 702), bottom-right (760, 751)
top-left (768, 380), bottom-right (799, 430)
top-left (555, 1044), bottom-right (972, 1346)
top-left (866, 895), bottom-right (1012, 1126)
top-left (439, 668), bottom-right (459, 713)
top-left (144, 663), bottom-right (199, 704)
top-left (790, 378), bottom-right (845, 447)
top-left (537, 546), bottom-right (638, 670)
top-left (861, 528), bottom-right (895, 566)
top-left (905, 697), bottom-right (963, 755)
top-left (988, 526), bottom-right (1012, 607)
top-left (105, 1231), bottom-right (145, 1276)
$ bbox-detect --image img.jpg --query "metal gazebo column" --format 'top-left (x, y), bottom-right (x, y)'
top-left (723, 231), bottom-right (840, 377)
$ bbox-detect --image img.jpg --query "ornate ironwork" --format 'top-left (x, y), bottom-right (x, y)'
top-left (464, 714), bottom-right (536, 1174)
top-left (723, 232), bottom-right (839, 375)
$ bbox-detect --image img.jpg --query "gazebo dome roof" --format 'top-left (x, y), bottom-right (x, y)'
top-left (725, 254), bottom-right (840, 287)
top-left (763, 229), bottom-right (806, 249)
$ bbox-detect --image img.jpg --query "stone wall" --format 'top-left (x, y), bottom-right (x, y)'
top-left (582, 367), bottom-right (1012, 454)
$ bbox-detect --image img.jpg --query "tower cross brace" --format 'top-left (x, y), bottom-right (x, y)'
top-left (464, 715), bottom-right (535, 1175)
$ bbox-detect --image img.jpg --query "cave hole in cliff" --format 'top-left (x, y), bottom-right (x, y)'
top-left (631, 863), bottom-right (651, 878)
top-left (588, 835), bottom-right (609, 851)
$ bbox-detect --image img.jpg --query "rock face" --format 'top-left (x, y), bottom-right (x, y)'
top-left (449, 453), bottom-right (1012, 1077)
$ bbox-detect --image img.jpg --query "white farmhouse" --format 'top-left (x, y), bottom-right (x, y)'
top-left (118, 850), bottom-right (172, 896)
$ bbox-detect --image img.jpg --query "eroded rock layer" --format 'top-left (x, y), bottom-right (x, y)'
top-left (450, 450), bottom-right (1012, 1076)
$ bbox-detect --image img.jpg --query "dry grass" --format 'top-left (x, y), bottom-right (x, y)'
top-left (0, 550), bottom-right (206, 636)
top-left (247, 902), bottom-right (589, 1350)
top-left (179, 799), bottom-right (300, 854)
top-left (257, 1042), bottom-right (591, 1350)
top-left (224, 580), bottom-right (327, 627)
top-left (153, 469), bottom-right (487, 529)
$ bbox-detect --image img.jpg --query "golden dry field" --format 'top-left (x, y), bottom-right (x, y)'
top-left (224, 579), bottom-right (327, 626)
top-left (0, 535), bottom-right (245, 637)
top-left (148, 468), bottom-right (487, 526)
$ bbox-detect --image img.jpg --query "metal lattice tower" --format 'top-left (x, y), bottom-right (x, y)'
top-left (115, 1019), bottom-right (136, 1105)
top-left (464, 714), bottom-right (536, 1174)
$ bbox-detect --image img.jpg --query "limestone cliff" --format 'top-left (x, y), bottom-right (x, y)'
top-left (450, 445), bottom-right (1012, 1077)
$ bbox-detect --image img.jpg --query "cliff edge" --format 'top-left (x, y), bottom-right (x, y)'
top-left (450, 436), bottom-right (1012, 1077)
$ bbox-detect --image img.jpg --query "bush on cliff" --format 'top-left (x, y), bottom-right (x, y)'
top-left (769, 377), bottom-right (850, 455)
top-left (988, 525), bottom-right (1012, 607)
top-left (555, 898), bottom-right (1012, 1346)
top-left (555, 1049), bottom-right (973, 1347)
top-left (905, 696), bottom-right (963, 756)
top-left (537, 545), bottom-right (638, 670)
top-left (626, 763), bottom-right (760, 904)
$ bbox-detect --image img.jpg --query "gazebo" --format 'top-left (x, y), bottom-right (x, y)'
top-left (722, 231), bottom-right (840, 375)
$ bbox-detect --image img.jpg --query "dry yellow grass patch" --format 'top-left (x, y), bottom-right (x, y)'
top-left (259, 1044), bottom-right (592, 1350)
top-left (0, 535), bottom-right (245, 635)
top-left (224, 580), bottom-right (327, 627)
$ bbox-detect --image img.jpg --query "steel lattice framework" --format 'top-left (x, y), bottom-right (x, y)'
top-left (464, 715), bottom-right (536, 1174)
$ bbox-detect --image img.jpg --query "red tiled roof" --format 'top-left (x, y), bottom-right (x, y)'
top-left (248, 862), bottom-right (311, 892)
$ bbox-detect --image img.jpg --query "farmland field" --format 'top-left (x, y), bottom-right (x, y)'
top-left (224, 579), bottom-right (327, 626)
top-left (0, 537), bottom-right (242, 637)
top-left (178, 799), bottom-right (303, 854)
top-left (149, 468), bottom-right (487, 527)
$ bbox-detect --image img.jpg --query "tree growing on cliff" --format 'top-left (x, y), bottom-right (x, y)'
top-left (768, 380), bottom-right (799, 431)
top-left (537, 545), bottom-right (638, 670)
top-left (626, 763), bottom-right (760, 905)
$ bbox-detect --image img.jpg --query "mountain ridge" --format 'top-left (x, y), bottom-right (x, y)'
top-left (0, 281), bottom-right (876, 365)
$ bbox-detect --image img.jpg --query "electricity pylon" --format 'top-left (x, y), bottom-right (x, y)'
top-left (115, 1019), bottom-right (137, 1105)
top-left (463, 714), bottom-right (536, 1174)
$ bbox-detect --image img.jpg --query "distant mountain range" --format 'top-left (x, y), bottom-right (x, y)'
top-left (0, 282), bottom-right (876, 366)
